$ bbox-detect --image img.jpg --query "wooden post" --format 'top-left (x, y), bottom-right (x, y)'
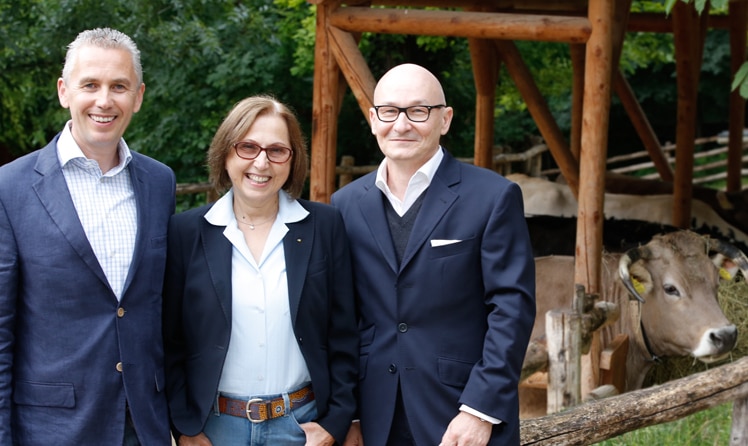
top-left (727, 0), bottom-right (748, 192)
top-left (732, 397), bottom-right (748, 446)
top-left (671, 1), bottom-right (708, 227)
top-left (576, 0), bottom-right (614, 398)
top-left (310, 1), bottom-right (343, 203)
top-left (469, 37), bottom-right (499, 169)
top-left (338, 155), bottom-right (354, 188)
top-left (546, 309), bottom-right (581, 414)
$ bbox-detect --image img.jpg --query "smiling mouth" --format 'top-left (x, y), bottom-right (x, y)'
top-left (91, 115), bottom-right (115, 123)
top-left (246, 174), bottom-right (270, 184)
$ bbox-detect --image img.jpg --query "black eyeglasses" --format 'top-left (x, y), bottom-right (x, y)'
top-left (232, 142), bottom-right (293, 163)
top-left (373, 105), bottom-right (446, 123)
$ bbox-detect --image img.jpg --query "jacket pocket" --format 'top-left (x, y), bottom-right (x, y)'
top-left (437, 357), bottom-right (475, 388)
top-left (13, 381), bottom-right (75, 408)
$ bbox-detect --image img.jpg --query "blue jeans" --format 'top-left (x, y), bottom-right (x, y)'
top-left (203, 391), bottom-right (318, 446)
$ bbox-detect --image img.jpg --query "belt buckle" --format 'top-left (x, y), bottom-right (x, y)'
top-left (245, 398), bottom-right (265, 423)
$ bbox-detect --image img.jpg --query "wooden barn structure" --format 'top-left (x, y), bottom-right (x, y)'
top-left (307, 0), bottom-right (748, 402)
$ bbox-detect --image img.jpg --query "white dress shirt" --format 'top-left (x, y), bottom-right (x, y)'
top-left (57, 121), bottom-right (137, 301)
top-left (205, 189), bottom-right (311, 396)
top-left (375, 147), bottom-right (443, 216)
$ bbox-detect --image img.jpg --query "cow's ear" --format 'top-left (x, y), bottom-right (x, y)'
top-left (711, 253), bottom-right (738, 281)
top-left (630, 265), bottom-right (653, 297)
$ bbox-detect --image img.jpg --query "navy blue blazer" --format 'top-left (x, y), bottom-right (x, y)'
top-left (331, 150), bottom-right (536, 446)
top-left (163, 198), bottom-right (358, 444)
top-left (0, 134), bottom-right (176, 445)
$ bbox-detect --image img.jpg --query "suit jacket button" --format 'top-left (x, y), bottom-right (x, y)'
top-left (388, 364), bottom-right (397, 373)
top-left (397, 323), bottom-right (408, 333)
top-left (116, 362), bottom-right (123, 372)
top-left (117, 307), bottom-right (126, 317)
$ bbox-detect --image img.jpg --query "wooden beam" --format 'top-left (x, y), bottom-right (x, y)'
top-left (520, 356), bottom-right (748, 445)
top-left (569, 44), bottom-right (584, 161)
top-left (494, 39), bottom-right (579, 196)
top-left (310, 2), bottom-right (343, 203)
top-left (327, 26), bottom-right (376, 118)
top-left (727, 0), bottom-right (748, 192)
top-left (613, 69), bottom-right (673, 182)
top-left (329, 7), bottom-right (592, 43)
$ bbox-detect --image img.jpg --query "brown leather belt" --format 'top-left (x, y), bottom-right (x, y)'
top-left (218, 385), bottom-right (315, 423)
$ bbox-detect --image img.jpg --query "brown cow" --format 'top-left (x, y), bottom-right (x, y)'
top-left (520, 230), bottom-right (747, 418)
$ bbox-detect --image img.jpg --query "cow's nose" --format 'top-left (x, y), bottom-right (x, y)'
top-left (709, 325), bottom-right (737, 353)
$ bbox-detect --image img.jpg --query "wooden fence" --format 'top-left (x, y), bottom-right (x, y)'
top-left (176, 135), bottom-right (748, 200)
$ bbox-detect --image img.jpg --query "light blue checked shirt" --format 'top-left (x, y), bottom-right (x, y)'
top-left (56, 121), bottom-right (137, 301)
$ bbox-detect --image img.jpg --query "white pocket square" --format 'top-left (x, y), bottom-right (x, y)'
top-left (430, 239), bottom-right (462, 247)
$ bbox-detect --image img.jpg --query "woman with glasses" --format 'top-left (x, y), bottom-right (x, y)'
top-left (163, 95), bottom-right (358, 446)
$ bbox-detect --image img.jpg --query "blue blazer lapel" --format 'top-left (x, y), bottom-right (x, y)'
top-left (359, 183), bottom-right (399, 274)
top-left (284, 213), bottom-right (313, 326)
top-left (122, 156), bottom-right (148, 293)
top-left (400, 152), bottom-right (460, 270)
top-left (201, 219), bottom-right (234, 325)
top-left (32, 140), bottom-right (111, 289)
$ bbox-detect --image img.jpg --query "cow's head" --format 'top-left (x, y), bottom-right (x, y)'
top-left (617, 231), bottom-right (745, 363)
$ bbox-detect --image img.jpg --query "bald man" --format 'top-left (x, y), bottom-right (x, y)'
top-left (331, 63), bottom-right (536, 446)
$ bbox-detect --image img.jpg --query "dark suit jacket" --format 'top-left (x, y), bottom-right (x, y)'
top-left (331, 149), bottom-right (536, 445)
top-left (163, 198), bottom-right (358, 444)
top-left (0, 134), bottom-right (176, 445)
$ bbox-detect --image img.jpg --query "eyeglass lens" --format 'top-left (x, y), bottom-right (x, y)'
top-left (375, 105), bottom-right (444, 122)
top-left (234, 142), bottom-right (292, 163)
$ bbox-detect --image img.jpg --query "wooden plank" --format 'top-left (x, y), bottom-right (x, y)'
top-left (329, 7), bottom-right (592, 43)
top-left (546, 309), bottom-right (582, 415)
top-left (599, 333), bottom-right (629, 395)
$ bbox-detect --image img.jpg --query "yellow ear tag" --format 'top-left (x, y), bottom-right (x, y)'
top-left (719, 268), bottom-right (732, 280)
top-left (632, 278), bottom-right (645, 295)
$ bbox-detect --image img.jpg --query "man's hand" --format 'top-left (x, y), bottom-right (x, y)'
top-left (300, 421), bottom-right (335, 446)
top-left (342, 421), bottom-right (363, 446)
top-left (438, 411), bottom-right (492, 446)
top-left (178, 432), bottom-right (212, 446)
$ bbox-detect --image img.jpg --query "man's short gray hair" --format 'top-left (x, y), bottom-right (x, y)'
top-left (61, 28), bottom-right (142, 85)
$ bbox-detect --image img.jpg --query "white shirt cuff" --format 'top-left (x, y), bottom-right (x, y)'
top-left (459, 405), bottom-right (502, 425)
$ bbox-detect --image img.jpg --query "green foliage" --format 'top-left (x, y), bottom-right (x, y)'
top-left (0, 0), bottom-right (316, 187)
top-left (596, 403), bottom-right (732, 445)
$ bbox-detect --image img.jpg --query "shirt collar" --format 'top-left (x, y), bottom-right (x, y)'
top-left (375, 146), bottom-right (444, 195)
top-left (205, 189), bottom-right (309, 228)
top-left (57, 120), bottom-right (132, 174)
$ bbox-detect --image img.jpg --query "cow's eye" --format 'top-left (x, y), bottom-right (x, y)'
top-left (663, 284), bottom-right (680, 297)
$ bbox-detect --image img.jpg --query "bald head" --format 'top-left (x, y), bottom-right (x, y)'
top-left (373, 64), bottom-right (446, 105)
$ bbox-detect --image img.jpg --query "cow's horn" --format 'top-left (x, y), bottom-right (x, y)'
top-left (708, 237), bottom-right (748, 280)
top-left (619, 248), bottom-right (647, 303)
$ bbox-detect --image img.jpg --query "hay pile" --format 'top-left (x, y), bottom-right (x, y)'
top-left (645, 276), bottom-right (748, 386)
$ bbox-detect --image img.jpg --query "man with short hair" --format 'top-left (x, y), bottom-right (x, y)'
top-left (333, 63), bottom-right (535, 446)
top-left (0, 28), bottom-right (175, 445)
